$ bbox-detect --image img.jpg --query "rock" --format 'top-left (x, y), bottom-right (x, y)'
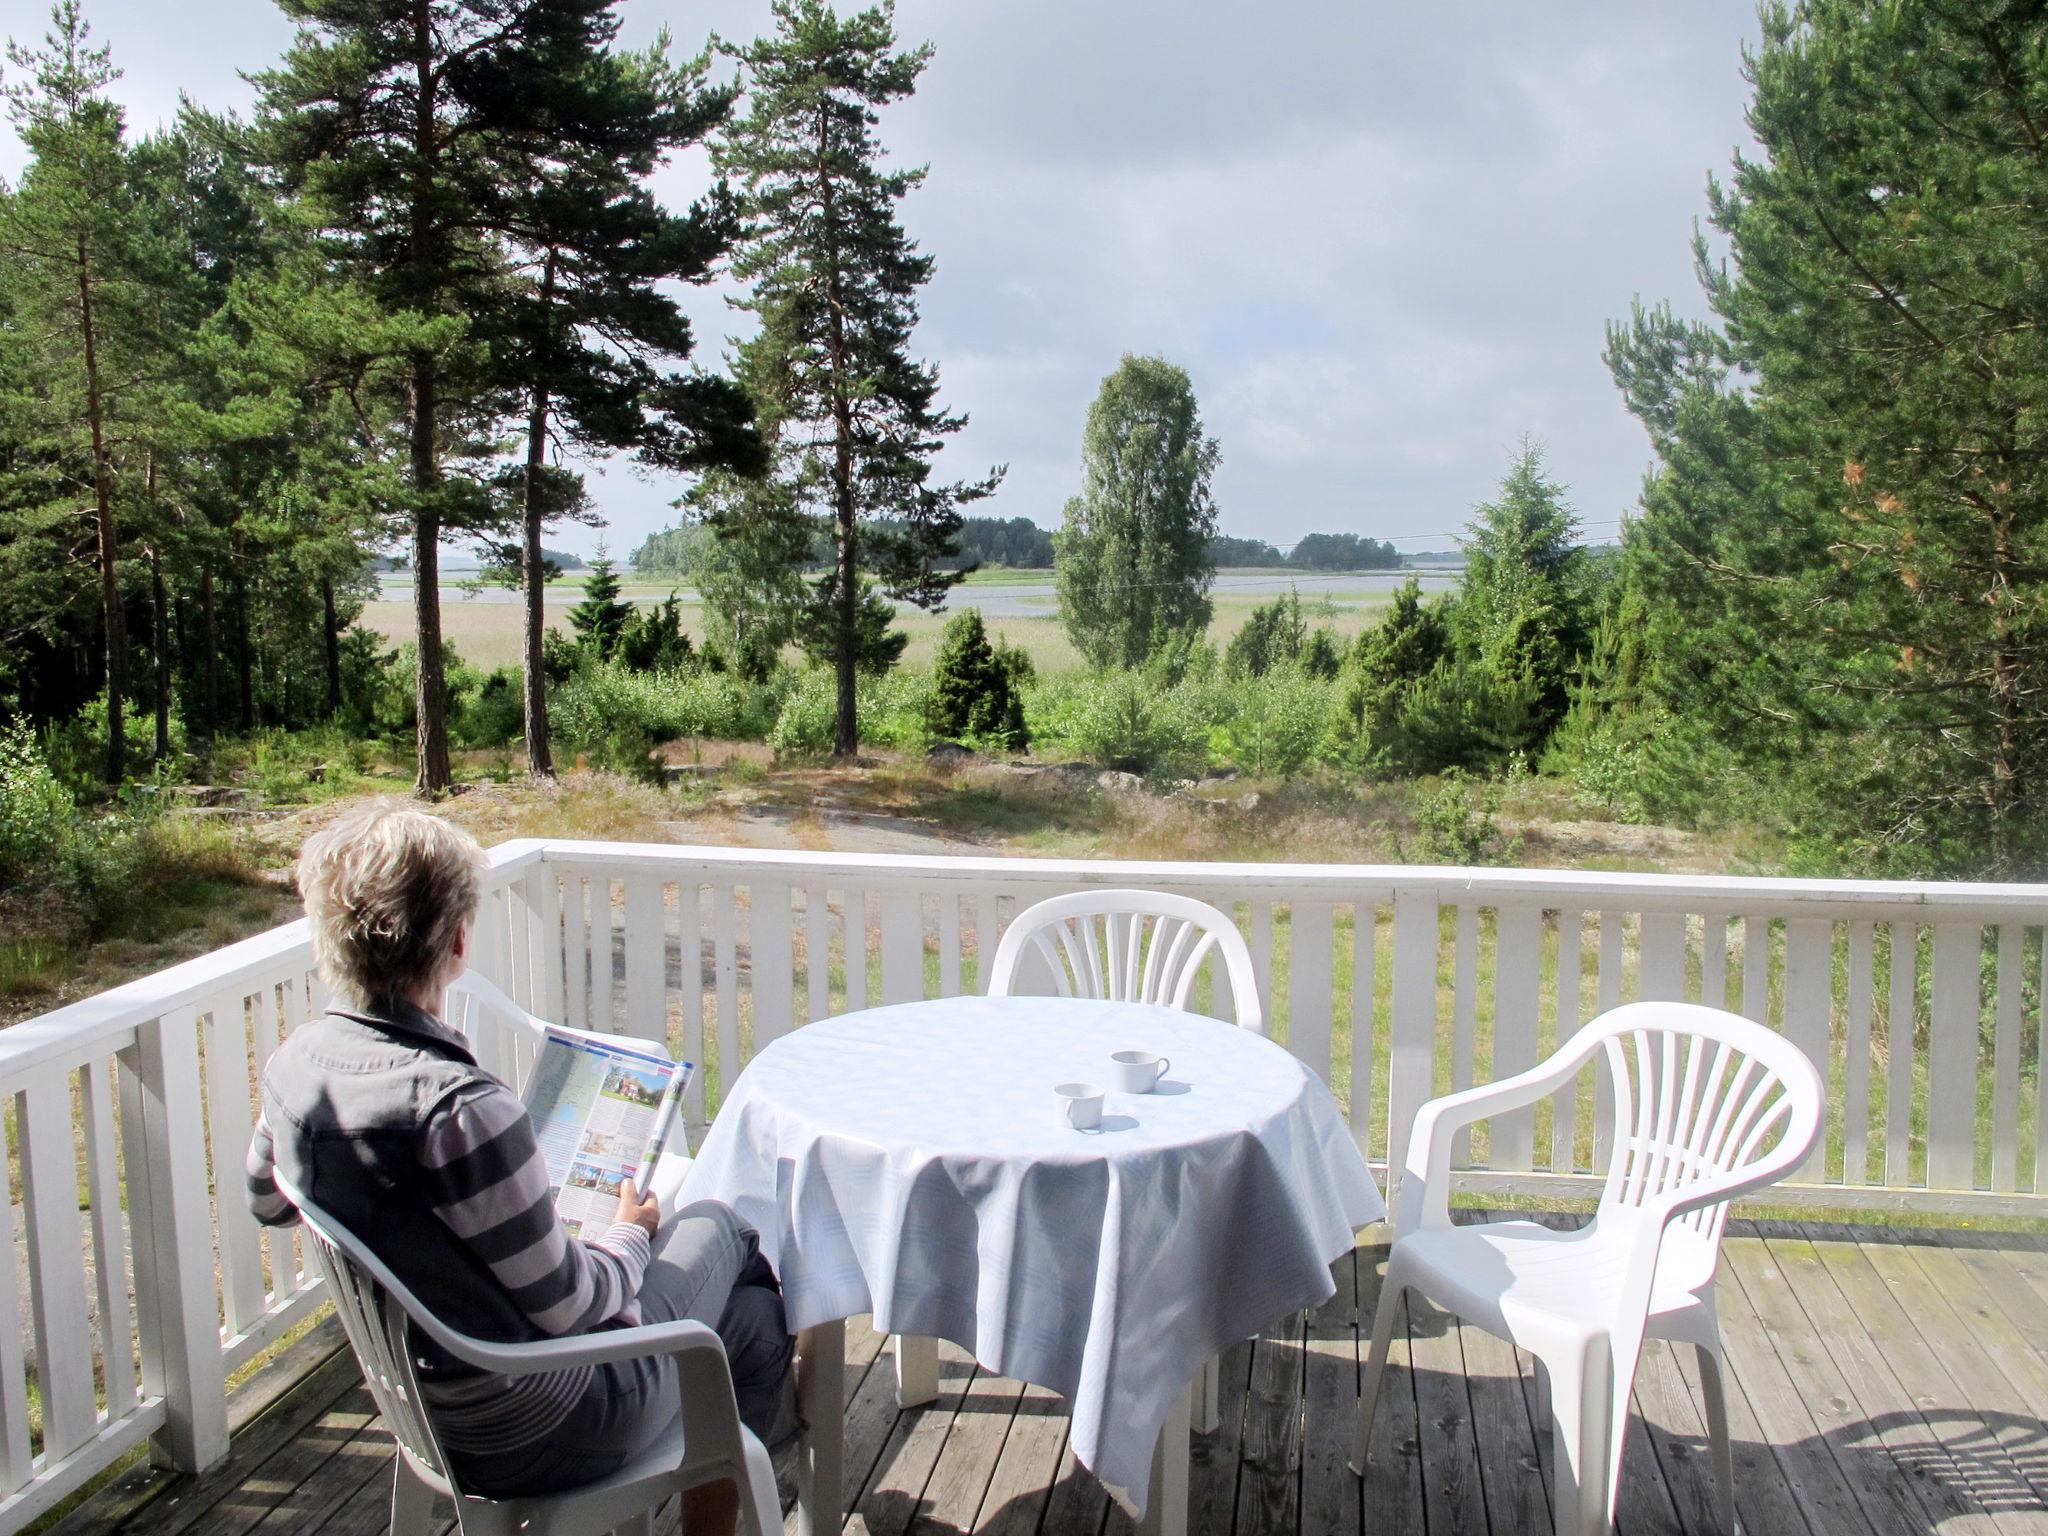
top-left (1232, 790), bottom-right (1262, 813)
top-left (172, 785), bottom-right (254, 809)
top-left (662, 763), bottom-right (721, 787)
top-left (1095, 770), bottom-right (1144, 796)
top-left (1203, 766), bottom-right (1240, 783)
top-left (926, 741), bottom-right (984, 770)
top-left (999, 760), bottom-right (1097, 792)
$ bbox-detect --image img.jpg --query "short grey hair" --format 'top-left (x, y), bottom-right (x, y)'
top-left (298, 800), bottom-right (486, 1013)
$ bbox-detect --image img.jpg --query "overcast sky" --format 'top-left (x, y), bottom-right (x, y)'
top-left (1, 0), bottom-right (1764, 561)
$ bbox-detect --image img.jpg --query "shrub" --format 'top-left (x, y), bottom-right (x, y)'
top-left (553, 663), bottom-right (777, 752)
top-left (1213, 666), bottom-right (1339, 778)
top-left (928, 609), bottom-right (1030, 751)
top-left (1412, 769), bottom-right (1520, 865)
top-left (0, 720), bottom-right (77, 884)
top-left (1064, 669), bottom-right (1210, 778)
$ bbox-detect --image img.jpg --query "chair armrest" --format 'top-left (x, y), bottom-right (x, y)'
top-left (413, 1312), bottom-right (730, 1377)
top-left (1396, 1045), bottom-right (1602, 1238)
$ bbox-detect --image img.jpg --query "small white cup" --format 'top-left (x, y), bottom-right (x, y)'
top-left (1109, 1050), bottom-right (1171, 1094)
top-left (1056, 1081), bottom-right (1106, 1130)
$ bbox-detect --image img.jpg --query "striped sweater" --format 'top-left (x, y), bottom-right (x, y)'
top-left (245, 1002), bottom-right (652, 1457)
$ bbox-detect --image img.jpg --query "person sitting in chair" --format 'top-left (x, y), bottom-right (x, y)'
top-left (245, 801), bottom-right (794, 1532)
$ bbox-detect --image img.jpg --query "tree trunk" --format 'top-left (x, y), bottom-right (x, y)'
top-left (151, 548), bottom-right (171, 760)
top-left (201, 565), bottom-right (219, 739)
top-left (232, 558), bottom-right (255, 731)
top-left (77, 232), bottom-right (125, 784)
top-left (820, 114), bottom-right (860, 760)
top-left (521, 249), bottom-right (558, 778)
top-left (408, 0), bottom-right (453, 796)
top-left (321, 574), bottom-right (343, 719)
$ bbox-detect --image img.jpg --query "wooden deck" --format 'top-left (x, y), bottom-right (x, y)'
top-left (51, 1219), bottom-right (2048, 1536)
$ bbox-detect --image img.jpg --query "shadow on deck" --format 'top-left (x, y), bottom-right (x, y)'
top-left (47, 1220), bottom-right (2048, 1536)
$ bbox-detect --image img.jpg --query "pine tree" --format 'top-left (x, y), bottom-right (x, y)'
top-left (712, 0), bottom-right (1002, 758)
top-left (255, 0), bottom-right (597, 793)
top-left (488, 9), bottom-right (761, 776)
top-left (1055, 355), bottom-right (1220, 670)
top-left (567, 547), bottom-right (632, 659)
top-left (1605, 2), bottom-right (2048, 873)
top-left (0, 2), bottom-right (174, 782)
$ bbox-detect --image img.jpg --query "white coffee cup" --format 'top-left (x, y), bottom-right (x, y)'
top-left (1109, 1050), bottom-right (1171, 1094)
top-left (1056, 1082), bottom-right (1106, 1130)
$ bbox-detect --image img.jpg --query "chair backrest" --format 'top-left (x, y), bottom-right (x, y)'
top-left (444, 968), bottom-right (550, 1093)
top-left (986, 889), bottom-right (1265, 1034)
top-left (271, 1169), bottom-right (457, 1494)
top-left (1586, 1000), bottom-right (1825, 1249)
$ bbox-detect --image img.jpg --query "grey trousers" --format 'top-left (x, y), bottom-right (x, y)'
top-left (456, 1201), bottom-right (798, 1497)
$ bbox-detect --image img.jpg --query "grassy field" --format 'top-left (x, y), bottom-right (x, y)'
top-left (363, 572), bottom-right (1403, 671)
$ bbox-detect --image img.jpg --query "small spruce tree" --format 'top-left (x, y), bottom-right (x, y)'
top-left (568, 548), bottom-right (633, 659)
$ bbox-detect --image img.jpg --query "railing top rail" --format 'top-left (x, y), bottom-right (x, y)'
top-left (531, 839), bottom-right (2048, 916)
top-left (0, 840), bottom-right (547, 1082)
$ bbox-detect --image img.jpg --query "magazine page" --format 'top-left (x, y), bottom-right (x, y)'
top-left (523, 1027), bottom-right (686, 1237)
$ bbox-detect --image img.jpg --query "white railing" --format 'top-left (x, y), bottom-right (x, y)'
top-left (2, 839), bottom-right (2044, 1529)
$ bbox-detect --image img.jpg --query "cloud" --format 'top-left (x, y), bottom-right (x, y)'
top-left (4, 0), bottom-right (1762, 558)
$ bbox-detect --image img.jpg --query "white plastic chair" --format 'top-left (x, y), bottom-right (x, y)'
top-left (443, 969), bottom-right (549, 1093)
top-left (986, 889), bottom-right (1265, 1034)
top-left (275, 1168), bottom-right (779, 1536)
top-left (1352, 1000), bottom-right (1824, 1536)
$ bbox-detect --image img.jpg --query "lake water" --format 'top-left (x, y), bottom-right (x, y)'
top-left (376, 567), bottom-right (1460, 618)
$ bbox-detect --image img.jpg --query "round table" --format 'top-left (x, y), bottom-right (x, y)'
top-left (682, 995), bottom-right (1384, 1532)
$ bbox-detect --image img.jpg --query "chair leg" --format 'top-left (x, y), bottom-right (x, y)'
top-left (1695, 1341), bottom-right (1737, 1534)
top-left (1192, 1354), bottom-right (1222, 1434)
top-left (1533, 1357), bottom-right (1551, 1432)
top-left (1350, 1275), bottom-right (1403, 1477)
top-left (389, 1456), bottom-right (438, 1536)
top-left (1545, 1340), bottom-right (1615, 1536)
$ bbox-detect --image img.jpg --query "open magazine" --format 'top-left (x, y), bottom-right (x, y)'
top-left (521, 1024), bottom-right (695, 1238)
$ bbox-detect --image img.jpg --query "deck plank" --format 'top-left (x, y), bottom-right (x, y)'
top-left (1706, 1227), bottom-right (1884, 1536)
top-left (1718, 1224), bottom-right (1934, 1536)
top-left (1815, 1225), bottom-right (2048, 1514)
top-left (1351, 1238), bottom-right (1425, 1536)
top-left (1232, 1312), bottom-right (1304, 1536)
top-left (1759, 1225), bottom-right (2010, 1534)
top-left (1299, 1254), bottom-right (1360, 1536)
top-left (72, 1225), bottom-right (2048, 1536)
top-left (1187, 1338), bottom-right (1253, 1536)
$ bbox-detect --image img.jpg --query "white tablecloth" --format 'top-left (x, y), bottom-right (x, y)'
top-left (681, 995), bottom-right (1384, 1509)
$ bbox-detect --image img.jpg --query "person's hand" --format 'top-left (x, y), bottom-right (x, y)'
top-left (615, 1177), bottom-right (660, 1239)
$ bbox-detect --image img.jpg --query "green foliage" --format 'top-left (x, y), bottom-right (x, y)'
top-left (1412, 769), bottom-right (1519, 865)
top-left (769, 668), bottom-right (924, 758)
top-left (552, 662), bottom-right (777, 752)
top-left (1060, 669), bottom-right (1210, 779)
top-left (1056, 355), bottom-right (1220, 669)
top-left (567, 550), bottom-right (633, 659)
top-left (1602, 3), bottom-right (2048, 875)
top-left (1225, 587), bottom-right (1343, 681)
top-left (0, 719), bottom-right (76, 884)
top-left (800, 577), bottom-right (909, 677)
top-left (1289, 532), bottom-right (1400, 571)
top-left (928, 609), bottom-right (1029, 751)
top-left (1211, 666), bottom-right (1339, 780)
top-left (617, 594), bottom-right (695, 675)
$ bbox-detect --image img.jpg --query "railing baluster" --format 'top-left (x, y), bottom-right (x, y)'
top-left (1782, 917), bottom-right (1833, 1180)
top-left (202, 993), bottom-right (266, 1338)
top-left (1551, 910), bottom-right (1584, 1174)
top-left (1492, 905), bottom-right (1543, 1171)
top-left (1387, 888), bottom-right (1438, 1218)
top-left (1740, 916), bottom-right (1770, 1024)
top-left (82, 1058), bottom-right (138, 1417)
top-left (880, 892), bottom-right (924, 1005)
top-left (677, 879), bottom-right (705, 1129)
top-left (803, 883), bottom-right (830, 1024)
top-left (1843, 920), bottom-right (1875, 1189)
top-left (1991, 923), bottom-right (2023, 1193)
top-left (1594, 913), bottom-right (1625, 1170)
top-left (1349, 900), bottom-right (1377, 1157)
top-left (0, 1145), bottom-right (30, 1494)
top-left (563, 878), bottom-right (591, 1033)
top-left (19, 1074), bottom-right (95, 1460)
top-left (1249, 900), bottom-right (1274, 1027)
top-left (593, 878), bottom-right (619, 1033)
top-left (753, 880), bottom-right (796, 1049)
top-left (844, 891), bottom-right (869, 1013)
top-left (269, 977), bottom-right (308, 1299)
top-left (536, 866), bottom-right (566, 1023)
top-left (1887, 923), bottom-right (1917, 1187)
top-left (1288, 901), bottom-right (1335, 1084)
top-left (1638, 912), bottom-right (1686, 1001)
top-left (1699, 913), bottom-right (1729, 1011)
top-left (623, 877), bottom-right (666, 1046)
top-left (713, 883), bottom-right (741, 1101)
top-left (976, 893), bottom-right (1002, 997)
top-left (1927, 922), bottom-right (1981, 1190)
top-left (938, 895), bottom-right (962, 999)
top-left (1450, 904), bottom-right (1479, 1166)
